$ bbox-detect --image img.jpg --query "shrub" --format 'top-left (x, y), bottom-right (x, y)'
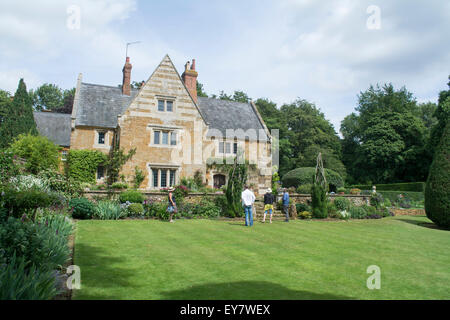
top-left (327, 202), bottom-right (338, 218)
top-left (334, 197), bottom-right (351, 211)
top-left (128, 203), bottom-right (144, 216)
top-left (119, 190), bottom-right (144, 204)
top-left (69, 198), bottom-right (95, 219)
top-left (296, 184), bottom-right (312, 194)
top-left (10, 133), bottom-right (60, 174)
top-left (0, 217), bottom-right (70, 270)
top-left (349, 206), bottom-right (367, 219)
top-left (0, 254), bottom-right (58, 300)
top-left (0, 149), bottom-right (21, 182)
top-left (2, 188), bottom-right (55, 219)
top-left (425, 121), bottom-right (450, 228)
top-left (173, 185), bottom-right (189, 205)
top-left (38, 170), bottom-right (82, 198)
top-left (337, 187), bottom-right (346, 193)
top-left (9, 175), bottom-right (50, 192)
top-left (338, 210), bottom-right (350, 220)
top-left (384, 198), bottom-right (392, 207)
top-left (214, 195), bottom-right (229, 217)
top-left (193, 199), bottom-right (221, 218)
top-left (370, 193), bottom-right (384, 209)
top-left (94, 201), bottom-right (125, 220)
top-left (352, 182), bottom-right (425, 192)
top-left (111, 182), bottom-right (128, 190)
top-left (311, 183), bottom-right (327, 219)
top-left (282, 167), bottom-right (344, 189)
top-left (296, 203), bottom-right (311, 213)
top-left (298, 211), bottom-right (312, 219)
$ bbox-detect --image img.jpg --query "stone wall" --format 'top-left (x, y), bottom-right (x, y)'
top-left (83, 190), bottom-right (369, 206)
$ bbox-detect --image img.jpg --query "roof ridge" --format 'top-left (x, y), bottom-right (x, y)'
top-left (81, 82), bottom-right (138, 91)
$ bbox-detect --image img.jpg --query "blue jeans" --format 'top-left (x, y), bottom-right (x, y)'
top-left (244, 205), bottom-right (253, 226)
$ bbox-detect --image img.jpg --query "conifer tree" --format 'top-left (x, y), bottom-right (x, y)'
top-left (0, 79), bottom-right (37, 148)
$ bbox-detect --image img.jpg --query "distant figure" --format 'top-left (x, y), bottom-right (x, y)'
top-left (167, 187), bottom-right (177, 223)
top-left (282, 188), bottom-right (290, 222)
top-left (241, 185), bottom-right (256, 227)
top-left (262, 188), bottom-right (275, 224)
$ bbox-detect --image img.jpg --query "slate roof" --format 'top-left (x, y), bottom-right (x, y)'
top-left (75, 83), bottom-right (138, 128)
top-left (197, 97), bottom-right (268, 140)
top-left (74, 83), bottom-right (268, 141)
top-left (33, 112), bottom-right (72, 147)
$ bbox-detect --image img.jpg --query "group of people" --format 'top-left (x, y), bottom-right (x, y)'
top-left (166, 186), bottom-right (291, 225)
top-left (241, 186), bottom-right (290, 227)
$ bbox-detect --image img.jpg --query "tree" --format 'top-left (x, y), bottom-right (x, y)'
top-left (10, 133), bottom-right (60, 174)
top-left (341, 83), bottom-right (429, 184)
top-left (425, 120), bottom-right (450, 228)
top-left (196, 81), bottom-right (208, 97)
top-left (280, 99), bottom-right (344, 177)
top-left (225, 151), bottom-right (248, 217)
top-left (30, 84), bottom-right (75, 114)
top-left (311, 153), bottom-right (328, 219)
top-left (428, 75), bottom-right (450, 156)
top-left (0, 79), bottom-right (37, 149)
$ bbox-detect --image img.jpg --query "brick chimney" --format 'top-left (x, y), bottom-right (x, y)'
top-left (181, 59), bottom-right (198, 103)
top-left (122, 57), bottom-right (132, 95)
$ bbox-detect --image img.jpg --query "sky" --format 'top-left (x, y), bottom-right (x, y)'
top-left (0, 0), bottom-right (449, 132)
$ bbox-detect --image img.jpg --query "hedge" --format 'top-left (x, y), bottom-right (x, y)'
top-left (352, 182), bottom-right (425, 192)
top-left (378, 191), bottom-right (424, 203)
top-left (66, 150), bottom-right (107, 184)
top-left (282, 167), bottom-right (344, 189)
top-left (425, 121), bottom-right (450, 228)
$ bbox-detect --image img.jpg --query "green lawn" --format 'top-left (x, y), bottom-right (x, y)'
top-left (73, 216), bottom-right (450, 300)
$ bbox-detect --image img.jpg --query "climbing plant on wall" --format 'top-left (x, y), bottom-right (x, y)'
top-left (311, 153), bottom-right (328, 218)
top-left (66, 150), bottom-right (107, 184)
top-left (225, 151), bottom-right (248, 217)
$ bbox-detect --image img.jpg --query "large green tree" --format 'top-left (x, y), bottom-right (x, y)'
top-left (0, 79), bottom-right (37, 149)
top-left (30, 84), bottom-right (75, 114)
top-left (428, 76), bottom-right (450, 157)
top-left (341, 83), bottom-right (429, 184)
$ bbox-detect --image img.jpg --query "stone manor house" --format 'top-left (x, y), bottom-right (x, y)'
top-left (33, 55), bottom-right (272, 194)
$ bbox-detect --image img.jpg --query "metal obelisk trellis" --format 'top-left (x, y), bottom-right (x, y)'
top-left (315, 152), bottom-right (327, 190)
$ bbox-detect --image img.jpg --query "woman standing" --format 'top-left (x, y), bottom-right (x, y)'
top-left (167, 187), bottom-right (177, 223)
top-left (262, 188), bottom-right (275, 223)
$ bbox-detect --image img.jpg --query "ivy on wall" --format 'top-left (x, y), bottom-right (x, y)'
top-left (66, 150), bottom-right (107, 184)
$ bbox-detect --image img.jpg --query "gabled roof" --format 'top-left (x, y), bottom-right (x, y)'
top-left (33, 112), bottom-right (72, 147)
top-left (197, 97), bottom-right (268, 140)
top-left (74, 83), bottom-right (138, 128)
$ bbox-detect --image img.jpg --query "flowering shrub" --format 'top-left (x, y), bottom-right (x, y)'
top-left (350, 188), bottom-right (361, 195)
top-left (9, 175), bottom-right (50, 192)
top-left (299, 211), bottom-right (312, 219)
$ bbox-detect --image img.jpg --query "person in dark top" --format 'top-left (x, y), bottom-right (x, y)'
top-left (262, 189), bottom-right (275, 223)
top-left (167, 187), bottom-right (177, 223)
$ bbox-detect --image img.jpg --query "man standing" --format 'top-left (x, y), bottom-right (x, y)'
top-left (241, 185), bottom-right (256, 227)
top-left (262, 188), bottom-right (275, 224)
top-left (282, 188), bottom-right (290, 222)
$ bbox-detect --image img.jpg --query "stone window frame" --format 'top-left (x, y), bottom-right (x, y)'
top-left (156, 95), bottom-right (176, 113)
top-left (94, 129), bottom-right (111, 149)
top-left (149, 125), bottom-right (181, 148)
top-left (148, 164), bottom-right (179, 189)
top-left (216, 139), bottom-right (239, 156)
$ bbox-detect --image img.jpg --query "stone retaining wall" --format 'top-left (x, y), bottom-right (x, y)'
top-left (82, 190), bottom-right (370, 206)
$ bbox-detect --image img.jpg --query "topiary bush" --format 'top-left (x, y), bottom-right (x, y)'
top-left (425, 121), bottom-right (450, 228)
top-left (69, 197), bottom-right (95, 219)
top-left (311, 183), bottom-right (327, 219)
top-left (119, 190), bottom-right (144, 204)
top-left (282, 167), bottom-right (344, 190)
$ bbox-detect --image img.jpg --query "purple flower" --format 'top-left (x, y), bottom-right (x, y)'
top-left (21, 214), bottom-right (26, 222)
top-left (56, 229), bottom-right (59, 235)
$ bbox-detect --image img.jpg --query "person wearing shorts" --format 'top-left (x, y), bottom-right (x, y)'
top-left (262, 189), bottom-right (275, 223)
top-left (167, 187), bottom-right (177, 223)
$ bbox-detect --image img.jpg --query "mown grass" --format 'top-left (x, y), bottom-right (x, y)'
top-left (73, 216), bottom-right (449, 300)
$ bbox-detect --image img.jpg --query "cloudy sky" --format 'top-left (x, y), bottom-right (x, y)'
top-left (1, 0), bottom-right (449, 131)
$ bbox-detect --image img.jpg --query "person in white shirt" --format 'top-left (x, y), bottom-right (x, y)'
top-left (241, 185), bottom-right (256, 227)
